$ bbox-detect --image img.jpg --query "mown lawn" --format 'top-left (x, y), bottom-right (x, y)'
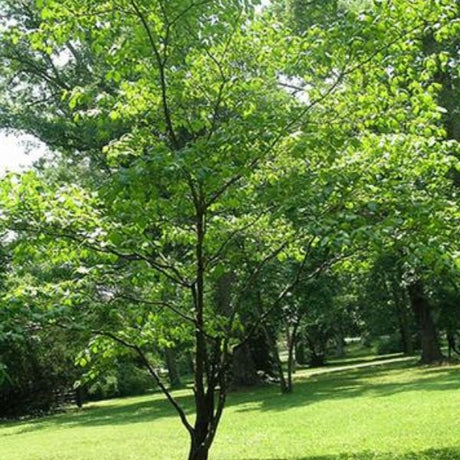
top-left (1, 360), bottom-right (459, 460)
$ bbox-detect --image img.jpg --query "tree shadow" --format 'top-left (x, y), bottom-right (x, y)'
top-left (299, 352), bottom-right (406, 370)
top-left (0, 391), bottom-right (196, 436)
top-left (231, 362), bottom-right (460, 414)
top-left (242, 446), bottom-right (460, 459)
top-left (2, 361), bottom-right (458, 436)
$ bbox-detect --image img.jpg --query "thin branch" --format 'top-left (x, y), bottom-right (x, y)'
top-left (115, 292), bottom-right (196, 324)
top-left (129, 0), bottom-right (178, 148)
top-left (206, 22), bottom-right (427, 207)
top-left (205, 205), bottom-right (275, 269)
top-left (94, 330), bottom-right (194, 435)
top-left (168, 0), bottom-right (214, 28)
top-left (13, 222), bottom-right (191, 288)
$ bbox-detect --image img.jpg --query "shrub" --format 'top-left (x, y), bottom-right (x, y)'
top-left (376, 334), bottom-right (402, 355)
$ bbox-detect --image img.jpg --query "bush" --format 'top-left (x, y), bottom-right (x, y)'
top-left (87, 362), bottom-right (154, 400)
top-left (376, 334), bottom-right (402, 355)
top-left (117, 364), bottom-right (154, 397)
top-left (0, 332), bottom-right (82, 419)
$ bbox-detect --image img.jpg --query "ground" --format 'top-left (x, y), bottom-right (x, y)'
top-left (1, 358), bottom-right (459, 460)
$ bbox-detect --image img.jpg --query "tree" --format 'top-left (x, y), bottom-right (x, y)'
top-left (0, 1), bottom-right (336, 457)
top-left (1, 0), bottom-right (459, 457)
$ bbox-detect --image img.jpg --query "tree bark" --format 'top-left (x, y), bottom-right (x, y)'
top-left (447, 331), bottom-right (459, 358)
top-left (397, 304), bottom-right (413, 356)
top-left (189, 206), bottom-right (216, 460)
top-left (164, 347), bottom-right (181, 388)
top-left (286, 321), bottom-right (300, 393)
top-left (188, 400), bottom-right (213, 460)
top-left (188, 436), bottom-right (210, 460)
top-left (391, 278), bottom-right (414, 355)
top-left (254, 292), bottom-right (289, 393)
top-left (231, 342), bottom-right (258, 386)
top-left (295, 339), bottom-right (307, 364)
top-left (407, 281), bottom-right (443, 363)
top-left (335, 333), bottom-right (345, 358)
top-left (260, 322), bottom-right (289, 393)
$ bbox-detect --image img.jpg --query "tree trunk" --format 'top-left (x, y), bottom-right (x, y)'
top-left (447, 331), bottom-right (459, 358)
top-left (75, 387), bottom-right (83, 409)
top-left (254, 292), bottom-right (289, 393)
top-left (261, 322), bottom-right (289, 393)
top-left (231, 342), bottom-right (258, 387)
top-left (391, 276), bottom-right (414, 355)
top-left (335, 333), bottom-right (345, 358)
top-left (189, 206), bottom-right (217, 460)
top-left (408, 281), bottom-right (443, 363)
top-left (286, 322), bottom-right (299, 393)
top-left (188, 352), bottom-right (195, 374)
top-left (397, 304), bottom-right (413, 356)
top-left (250, 327), bottom-right (276, 377)
top-left (188, 437), bottom-right (210, 460)
top-left (295, 339), bottom-right (306, 365)
top-left (306, 330), bottom-right (328, 368)
top-left (285, 321), bottom-right (299, 376)
top-left (164, 347), bottom-right (181, 388)
top-left (188, 408), bottom-right (212, 460)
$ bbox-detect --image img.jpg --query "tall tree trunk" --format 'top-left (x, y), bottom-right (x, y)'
top-left (285, 321), bottom-right (297, 374)
top-left (407, 281), bottom-right (443, 363)
top-left (250, 327), bottom-right (276, 377)
top-left (188, 352), bottom-right (195, 374)
top-left (397, 304), bottom-right (413, 355)
top-left (254, 292), bottom-right (289, 393)
top-left (164, 347), bottom-right (181, 388)
top-left (231, 342), bottom-right (258, 386)
top-left (286, 321), bottom-right (300, 393)
top-left (447, 331), bottom-right (459, 358)
top-left (188, 393), bottom-right (213, 460)
top-left (305, 327), bottom-right (328, 368)
top-left (391, 278), bottom-right (414, 355)
top-left (217, 272), bottom-right (257, 387)
top-left (261, 322), bottom-right (289, 393)
top-left (188, 207), bottom-right (216, 460)
top-left (295, 338), bottom-right (306, 365)
top-left (335, 332), bottom-right (345, 358)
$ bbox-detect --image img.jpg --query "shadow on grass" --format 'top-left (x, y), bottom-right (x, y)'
top-left (2, 361), bottom-right (458, 436)
top-left (302, 352), bottom-right (406, 369)
top-left (0, 391), bottom-right (196, 437)
top-left (242, 446), bottom-right (460, 459)
top-left (231, 362), bottom-right (460, 414)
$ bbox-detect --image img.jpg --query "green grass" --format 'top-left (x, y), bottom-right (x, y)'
top-left (1, 360), bottom-right (459, 459)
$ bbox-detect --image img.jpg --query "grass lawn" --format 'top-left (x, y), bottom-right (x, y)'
top-left (1, 360), bottom-right (459, 460)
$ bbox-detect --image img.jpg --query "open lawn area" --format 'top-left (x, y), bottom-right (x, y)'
top-left (1, 360), bottom-right (459, 460)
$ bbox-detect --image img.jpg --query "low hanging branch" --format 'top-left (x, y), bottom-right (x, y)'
top-left (94, 330), bottom-right (195, 435)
